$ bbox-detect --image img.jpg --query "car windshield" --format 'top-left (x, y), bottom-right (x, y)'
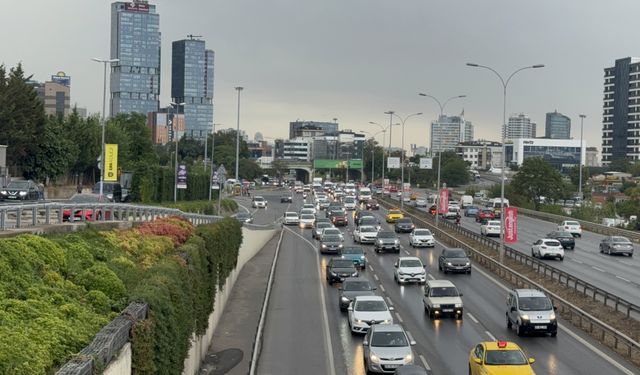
top-left (345, 198), bottom-right (355, 203)
top-left (360, 218), bottom-right (376, 224)
top-left (370, 332), bottom-right (408, 347)
top-left (487, 221), bottom-right (500, 226)
top-left (543, 240), bottom-right (561, 247)
top-left (389, 210), bottom-right (401, 215)
top-left (343, 281), bottom-right (372, 291)
top-left (285, 213), bottom-right (298, 217)
top-left (301, 214), bottom-right (315, 220)
top-left (445, 249), bottom-right (467, 258)
top-left (7, 181), bottom-right (30, 189)
top-left (301, 209), bottom-right (314, 214)
top-left (92, 183), bottom-right (115, 193)
top-left (303, 204), bottom-right (314, 208)
top-left (331, 260), bottom-right (354, 268)
top-left (317, 223), bottom-right (332, 229)
top-left (400, 259), bottom-right (422, 267)
top-left (518, 296), bottom-right (552, 311)
top-left (482, 209), bottom-right (493, 214)
top-left (360, 227), bottom-right (377, 233)
top-left (355, 300), bottom-right (387, 312)
top-left (397, 218), bottom-right (412, 224)
top-left (429, 287), bottom-right (459, 297)
top-left (468, 206), bottom-right (478, 210)
top-left (553, 232), bottom-right (572, 238)
top-left (484, 349), bottom-right (528, 365)
top-left (413, 230), bottom-right (432, 236)
top-left (70, 194), bottom-right (102, 203)
top-left (377, 232), bottom-right (395, 239)
top-left (254, 197), bottom-right (264, 201)
top-left (323, 235), bottom-right (341, 243)
top-left (612, 237), bottom-right (631, 243)
top-left (368, 200), bottom-right (377, 204)
top-left (342, 247), bottom-right (363, 255)
top-left (324, 229), bottom-right (340, 235)
top-left (565, 221), bottom-right (580, 226)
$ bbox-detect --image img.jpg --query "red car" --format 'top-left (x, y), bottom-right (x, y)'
top-left (475, 208), bottom-right (495, 222)
top-left (63, 193), bottom-right (112, 222)
top-left (330, 212), bottom-right (348, 226)
top-left (389, 186), bottom-right (398, 193)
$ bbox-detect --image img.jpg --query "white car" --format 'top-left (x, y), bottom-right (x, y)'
top-left (393, 257), bottom-right (427, 284)
top-left (353, 225), bottom-right (379, 244)
top-left (283, 211), bottom-right (299, 225)
top-left (348, 295), bottom-right (394, 334)
top-left (409, 228), bottom-right (435, 248)
top-left (532, 238), bottom-right (565, 260)
top-left (302, 203), bottom-right (317, 215)
top-left (558, 220), bottom-right (582, 237)
top-left (252, 196), bottom-right (267, 208)
top-left (423, 279), bottom-right (463, 319)
top-left (299, 214), bottom-right (315, 229)
top-left (448, 200), bottom-right (461, 210)
top-left (299, 208), bottom-right (315, 216)
top-left (343, 197), bottom-right (357, 210)
top-left (481, 220), bottom-right (501, 237)
top-left (321, 227), bottom-right (344, 242)
top-left (415, 198), bottom-right (427, 207)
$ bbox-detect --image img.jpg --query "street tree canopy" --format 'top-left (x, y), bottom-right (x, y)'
top-left (511, 157), bottom-right (564, 210)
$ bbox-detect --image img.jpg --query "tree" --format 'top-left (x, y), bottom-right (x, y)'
top-left (269, 159), bottom-right (289, 180)
top-left (21, 117), bottom-right (74, 181)
top-left (440, 151), bottom-right (470, 187)
top-left (511, 157), bottom-right (564, 210)
top-left (363, 139), bottom-right (385, 183)
top-left (106, 113), bottom-right (158, 170)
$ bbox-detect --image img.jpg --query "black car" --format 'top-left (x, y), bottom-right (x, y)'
top-left (234, 212), bottom-right (253, 225)
top-left (326, 258), bottom-right (358, 285)
top-left (280, 194), bottom-right (293, 203)
top-left (546, 231), bottom-right (575, 250)
top-left (438, 248), bottom-right (471, 274)
top-left (375, 231), bottom-right (400, 253)
top-left (319, 235), bottom-right (344, 254)
top-left (366, 199), bottom-right (380, 210)
top-left (394, 218), bottom-right (415, 233)
top-left (338, 278), bottom-right (376, 311)
top-left (0, 180), bottom-right (40, 201)
top-left (92, 182), bottom-right (123, 202)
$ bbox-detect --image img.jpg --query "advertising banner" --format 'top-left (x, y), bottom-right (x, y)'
top-left (403, 182), bottom-right (411, 192)
top-left (104, 144), bottom-right (118, 182)
top-left (387, 157), bottom-right (400, 169)
top-left (504, 207), bottom-right (518, 243)
top-left (419, 157), bottom-right (433, 169)
top-left (177, 164), bottom-right (188, 189)
top-left (313, 159), bottom-right (363, 169)
top-left (439, 188), bottom-right (449, 214)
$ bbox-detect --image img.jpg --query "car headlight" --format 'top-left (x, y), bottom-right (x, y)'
top-left (369, 353), bottom-right (380, 364)
top-left (341, 296), bottom-right (350, 303)
top-left (338, 244), bottom-right (344, 248)
top-left (399, 271), bottom-right (406, 276)
top-left (446, 262), bottom-right (452, 266)
top-left (382, 319), bottom-right (391, 324)
top-left (377, 240), bottom-right (383, 244)
top-left (404, 353), bottom-right (414, 363)
top-left (19, 191), bottom-right (27, 196)
top-left (351, 271), bottom-right (358, 277)
top-left (550, 312), bottom-right (556, 320)
top-left (360, 255), bottom-right (365, 259)
top-left (0, 190), bottom-right (6, 194)
top-left (356, 319), bottom-right (364, 324)
top-left (432, 304), bottom-right (440, 308)
top-left (322, 244), bottom-right (328, 248)
top-left (455, 303), bottom-right (462, 308)
top-left (465, 262), bottom-right (470, 266)
top-left (394, 239), bottom-right (399, 244)
top-left (330, 271), bottom-right (337, 276)
top-left (521, 314), bottom-right (530, 321)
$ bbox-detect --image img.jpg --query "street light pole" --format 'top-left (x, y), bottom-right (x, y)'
top-left (235, 87), bottom-right (244, 182)
top-left (389, 112), bottom-right (423, 210)
top-left (466, 62), bottom-right (545, 261)
top-left (208, 123), bottom-right (221, 201)
top-left (579, 114), bottom-right (586, 199)
top-left (418, 93), bottom-right (466, 227)
top-left (171, 101), bottom-right (186, 202)
top-left (91, 57), bottom-right (119, 199)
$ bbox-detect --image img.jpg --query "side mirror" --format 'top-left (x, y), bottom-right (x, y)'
top-left (553, 306), bottom-right (558, 311)
top-left (410, 340), bottom-right (417, 346)
top-left (338, 288), bottom-right (343, 291)
top-left (528, 358), bottom-right (535, 364)
top-left (473, 357), bottom-right (482, 365)
top-left (510, 307), bottom-right (516, 312)
top-left (459, 293), bottom-right (463, 297)
top-left (394, 264), bottom-right (398, 268)
top-left (372, 287), bottom-right (377, 291)
top-left (389, 306), bottom-right (395, 311)
top-left (363, 340), bottom-right (369, 346)
top-left (423, 265), bottom-right (427, 268)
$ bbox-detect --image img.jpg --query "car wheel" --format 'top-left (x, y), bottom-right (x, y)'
top-left (438, 263), bottom-right (442, 271)
top-left (599, 245), bottom-right (603, 253)
top-left (443, 268), bottom-right (448, 274)
top-left (506, 315), bottom-right (512, 329)
top-left (571, 246), bottom-right (575, 250)
top-left (516, 322), bottom-right (523, 336)
top-left (559, 256), bottom-right (564, 261)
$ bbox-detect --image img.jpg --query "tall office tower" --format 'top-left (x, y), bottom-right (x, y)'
top-left (171, 38), bottom-right (214, 139)
top-left (430, 113), bottom-right (473, 153)
top-left (504, 113), bottom-right (535, 141)
top-left (602, 57), bottom-right (640, 165)
top-left (110, 0), bottom-right (161, 116)
top-left (545, 110), bottom-right (571, 139)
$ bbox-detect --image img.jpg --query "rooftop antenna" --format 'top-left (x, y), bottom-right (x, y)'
top-left (187, 34), bottom-right (203, 40)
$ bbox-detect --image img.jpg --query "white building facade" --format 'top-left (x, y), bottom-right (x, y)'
top-left (455, 140), bottom-right (502, 169)
top-left (504, 113), bottom-right (536, 141)
top-left (509, 138), bottom-right (586, 170)
top-left (430, 114), bottom-right (474, 153)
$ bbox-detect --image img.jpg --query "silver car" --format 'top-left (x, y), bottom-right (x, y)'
top-left (363, 324), bottom-right (415, 373)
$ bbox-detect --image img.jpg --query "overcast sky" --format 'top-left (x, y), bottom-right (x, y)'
top-left (2, 0), bottom-right (638, 152)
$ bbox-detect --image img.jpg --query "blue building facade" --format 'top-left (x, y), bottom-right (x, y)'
top-left (110, 1), bottom-right (161, 116)
top-left (545, 111), bottom-right (571, 139)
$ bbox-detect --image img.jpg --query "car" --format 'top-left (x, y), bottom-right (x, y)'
top-left (480, 220), bottom-right (501, 237)
top-left (366, 199), bottom-right (380, 210)
top-left (318, 200), bottom-right (331, 210)
top-left (448, 200), bottom-right (461, 210)
top-left (321, 227), bottom-right (344, 241)
top-left (599, 236), bottom-right (634, 256)
top-left (299, 213), bottom-right (316, 228)
top-left (330, 209), bottom-right (348, 226)
top-left (443, 207), bottom-right (459, 220)
top-left (313, 222), bottom-right (334, 240)
top-left (358, 216), bottom-right (381, 231)
top-left (252, 196), bottom-right (268, 208)
top-left (558, 220), bottom-right (582, 237)
top-left (234, 212), bottom-right (253, 225)
top-left (338, 278), bottom-right (376, 311)
top-left (355, 209), bottom-right (376, 223)
top-left (280, 194), bottom-right (293, 203)
top-left (347, 295), bottom-right (394, 334)
top-left (393, 257), bottom-right (427, 284)
top-left (409, 229), bottom-right (435, 248)
top-left (283, 211), bottom-right (299, 225)
top-left (343, 196), bottom-right (358, 210)
top-left (326, 257), bottom-right (358, 284)
top-left (302, 203), bottom-right (317, 214)
top-left (438, 248), bottom-right (471, 274)
top-left (299, 208), bottom-right (315, 216)
top-left (386, 209), bottom-right (404, 223)
top-left (319, 235), bottom-right (344, 255)
top-left (353, 225), bottom-right (379, 244)
top-left (375, 231), bottom-right (401, 253)
top-left (531, 238), bottom-right (564, 260)
top-left (62, 193), bottom-right (111, 221)
top-left (546, 231), bottom-right (575, 250)
top-left (469, 341), bottom-right (536, 375)
top-left (506, 288), bottom-right (558, 337)
top-left (363, 324), bottom-right (415, 373)
top-left (341, 245), bottom-right (367, 270)
top-left (464, 205), bottom-right (480, 217)
top-left (422, 279), bottom-right (463, 319)
top-left (92, 181), bottom-right (124, 202)
top-left (475, 209), bottom-right (495, 222)
top-left (394, 218), bottom-right (415, 233)
top-left (415, 198), bottom-right (427, 208)
top-left (393, 365), bottom-right (428, 375)
top-left (1, 180), bottom-right (41, 201)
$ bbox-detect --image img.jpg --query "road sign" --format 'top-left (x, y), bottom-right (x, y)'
top-left (419, 157), bottom-right (433, 169)
top-left (387, 157), bottom-right (400, 169)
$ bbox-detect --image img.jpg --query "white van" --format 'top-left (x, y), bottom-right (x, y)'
top-left (358, 187), bottom-right (372, 202)
top-left (489, 198), bottom-right (510, 218)
top-left (460, 195), bottom-right (473, 208)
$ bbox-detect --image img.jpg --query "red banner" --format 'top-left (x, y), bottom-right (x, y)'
top-left (439, 189), bottom-right (449, 214)
top-left (504, 207), bottom-right (518, 243)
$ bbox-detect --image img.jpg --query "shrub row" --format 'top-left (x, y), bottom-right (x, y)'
top-left (131, 165), bottom-right (223, 203)
top-left (160, 199), bottom-right (238, 215)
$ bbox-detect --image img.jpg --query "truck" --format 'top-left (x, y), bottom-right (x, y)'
top-left (313, 177), bottom-right (323, 185)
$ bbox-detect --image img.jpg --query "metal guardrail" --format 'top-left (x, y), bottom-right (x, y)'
top-left (0, 202), bottom-right (220, 231)
top-left (378, 196), bottom-right (640, 364)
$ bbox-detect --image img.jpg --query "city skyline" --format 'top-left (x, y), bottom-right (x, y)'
top-left (2, 0), bottom-right (638, 153)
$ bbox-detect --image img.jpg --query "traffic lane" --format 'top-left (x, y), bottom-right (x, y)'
top-left (237, 192), bottom-right (290, 225)
top-left (257, 229), bottom-right (334, 375)
top-left (371, 206), bottom-right (639, 375)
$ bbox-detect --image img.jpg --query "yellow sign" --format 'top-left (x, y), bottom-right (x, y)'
top-left (104, 144), bottom-right (118, 182)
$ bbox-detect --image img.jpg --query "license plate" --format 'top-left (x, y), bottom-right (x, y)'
top-left (442, 309), bottom-right (453, 312)
top-left (385, 365), bottom-right (400, 369)
top-left (534, 325), bottom-right (546, 329)
top-left (7, 196), bottom-right (16, 199)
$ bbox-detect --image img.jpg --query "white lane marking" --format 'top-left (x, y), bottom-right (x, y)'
top-left (374, 274), bottom-right (380, 281)
top-left (471, 263), bottom-right (638, 375)
top-left (237, 202), bottom-right (251, 213)
top-left (571, 258), bottom-right (584, 264)
top-left (485, 331), bottom-right (497, 341)
top-left (387, 296), bottom-right (394, 306)
top-left (616, 276), bottom-right (631, 283)
top-left (403, 249), bottom-right (410, 255)
top-left (282, 227), bottom-right (337, 375)
top-left (419, 355), bottom-right (432, 371)
top-left (395, 312), bottom-right (404, 323)
top-left (467, 313), bottom-right (480, 324)
top-left (379, 284), bottom-right (386, 293)
top-left (428, 274), bottom-right (435, 280)
top-left (592, 266), bottom-right (605, 272)
top-left (406, 330), bottom-right (415, 342)
top-left (368, 265), bottom-right (374, 272)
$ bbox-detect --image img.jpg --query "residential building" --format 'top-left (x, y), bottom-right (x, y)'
top-left (430, 113), bottom-right (473, 153)
top-left (247, 140), bottom-right (273, 159)
top-left (280, 138), bottom-right (312, 161)
top-left (586, 147), bottom-right (600, 167)
top-left (28, 72), bottom-right (71, 117)
top-left (171, 38), bottom-right (214, 139)
top-left (110, 0), bottom-right (161, 116)
top-left (545, 111), bottom-right (571, 139)
top-left (508, 138), bottom-right (585, 170)
top-left (602, 57), bottom-right (640, 165)
top-left (289, 120), bottom-right (338, 139)
top-left (504, 113), bottom-right (535, 141)
top-left (410, 145), bottom-right (428, 156)
top-left (455, 140), bottom-right (502, 169)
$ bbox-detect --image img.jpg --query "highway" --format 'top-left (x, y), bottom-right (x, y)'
top-left (252, 190), bottom-right (639, 375)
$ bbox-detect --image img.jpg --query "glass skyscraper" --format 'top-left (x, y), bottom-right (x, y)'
top-left (171, 39), bottom-right (214, 139)
top-left (110, 1), bottom-right (160, 116)
top-left (545, 111), bottom-right (571, 139)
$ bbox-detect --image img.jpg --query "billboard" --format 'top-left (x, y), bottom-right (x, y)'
top-left (504, 207), bottom-right (518, 243)
top-left (177, 164), bottom-right (188, 189)
top-left (125, 2), bottom-right (150, 12)
top-left (439, 188), bottom-right (449, 214)
top-left (104, 144), bottom-right (118, 182)
top-left (387, 157), bottom-right (400, 169)
top-left (51, 71), bottom-right (71, 87)
top-left (419, 157), bottom-right (433, 169)
top-left (313, 159), bottom-right (363, 169)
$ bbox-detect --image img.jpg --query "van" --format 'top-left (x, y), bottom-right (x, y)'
top-left (489, 198), bottom-right (509, 218)
top-left (460, 195), bottom-right (473, 208)
top-left (358, 187), bottom-right (372, 202)
top-left (506, 289), bottom-right (557, 336)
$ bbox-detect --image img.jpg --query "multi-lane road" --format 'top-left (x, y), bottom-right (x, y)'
top-left (248, 190), bottom-right (639, 375)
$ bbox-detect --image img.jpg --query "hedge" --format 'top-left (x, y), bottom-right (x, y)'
top-left (160, 199), bottom-right (238, 215)
top-left (0, 216), bottom-right (243, 374)
top-left (131, 165), bottom-right (224, 203)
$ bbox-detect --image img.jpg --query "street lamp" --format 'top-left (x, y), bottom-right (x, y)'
top-left (91, 57), bottom-right (119, 200)
top-left (170, 101), bottom-right (186, 202)
top-left (418, 93), bottom-right (466, 227)
top-left (360, 129), bottom-right (385, 183)
top-left (579, 114), bottom-right (586, 200)
top-left (208, 123), bottom-right (222, 201)
top-left (466, 62), bottom-right (545, 261)
top-left (388, 112), bottom-right (423, 209)
top-left (234, 86), bottom-right (244, 181)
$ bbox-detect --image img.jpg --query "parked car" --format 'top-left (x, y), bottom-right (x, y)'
top-left (348, 295), bottom-right (394, 334)
top-left (338, 278), bottom-right (376, 311)
top-left (1, 180), bottom-right (41, 201)
top-left (464, 205), bottom-right (480, 217)
top-left (480, 220), bottom-right (501, 237)
top-left (531, 238), bottom-right (564, 260)
top-left (546, 231), bottom-right (575, 250)
top-left (422, 280), bottom-right (463, 319)
top-left (363, 324), bottom-right (415, 373)
top-left (62, 193), bottom-right (111, 221)
top-left (475, 209), bottom-right (495, 222)
top-left (320, 235), bottom-right (345, 255)
top-left (599, 236), bottom-right (634, 256)
top-left (393, 257), bottom-right (427, 284)
top-left (438, 248), bottom-right (471, 274)
top-left (558, 220), bottom-right (582, 237)
top-left (409, 229), bottom-right (435, 248)
top-left (506, 288), bottom-right (558, 336)
top-left (341, 245), bottom-right (367, 270)
top-left (353, 225), bottom-right (379, 244)
top-left (375, 231), bottom-right (401, 253)
top-left (326, 257), bottom-right (358, 284)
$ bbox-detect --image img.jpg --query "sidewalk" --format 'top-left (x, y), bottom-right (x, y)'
top-left (198, 230), bottom-right (280, 375)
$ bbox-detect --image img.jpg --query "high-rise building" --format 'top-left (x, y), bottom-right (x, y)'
top-left (289, 121), bottom-right (338, 139)
top-left (28, 72), bottom-right (71, 117)
top-left (110, 0), bottom-right (161, 116)
top-left (545, 111), bottom-right (571, 139)
top-left (430, 113), bottom-right (473, 153)
top-left (602, 57), bottom-right (640, 165)
top-left (504, 113), bottom-right (535, 141)
top-left (455, 140), bottom-right (502, 170)
top-left (171, 38), bottom-right (214, 139)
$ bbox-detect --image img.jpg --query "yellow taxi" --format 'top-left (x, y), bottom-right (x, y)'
top-left (469, 341), bottom-right (535, 375)
top-left (385, 209), bottom-right (404, 223)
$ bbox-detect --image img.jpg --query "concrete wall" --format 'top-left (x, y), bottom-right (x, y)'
top-left (103, 343), bottom-right (131, 375)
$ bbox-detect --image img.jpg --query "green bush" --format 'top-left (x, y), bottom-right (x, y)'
top-left (159, 199), bottom-right (238, 215)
